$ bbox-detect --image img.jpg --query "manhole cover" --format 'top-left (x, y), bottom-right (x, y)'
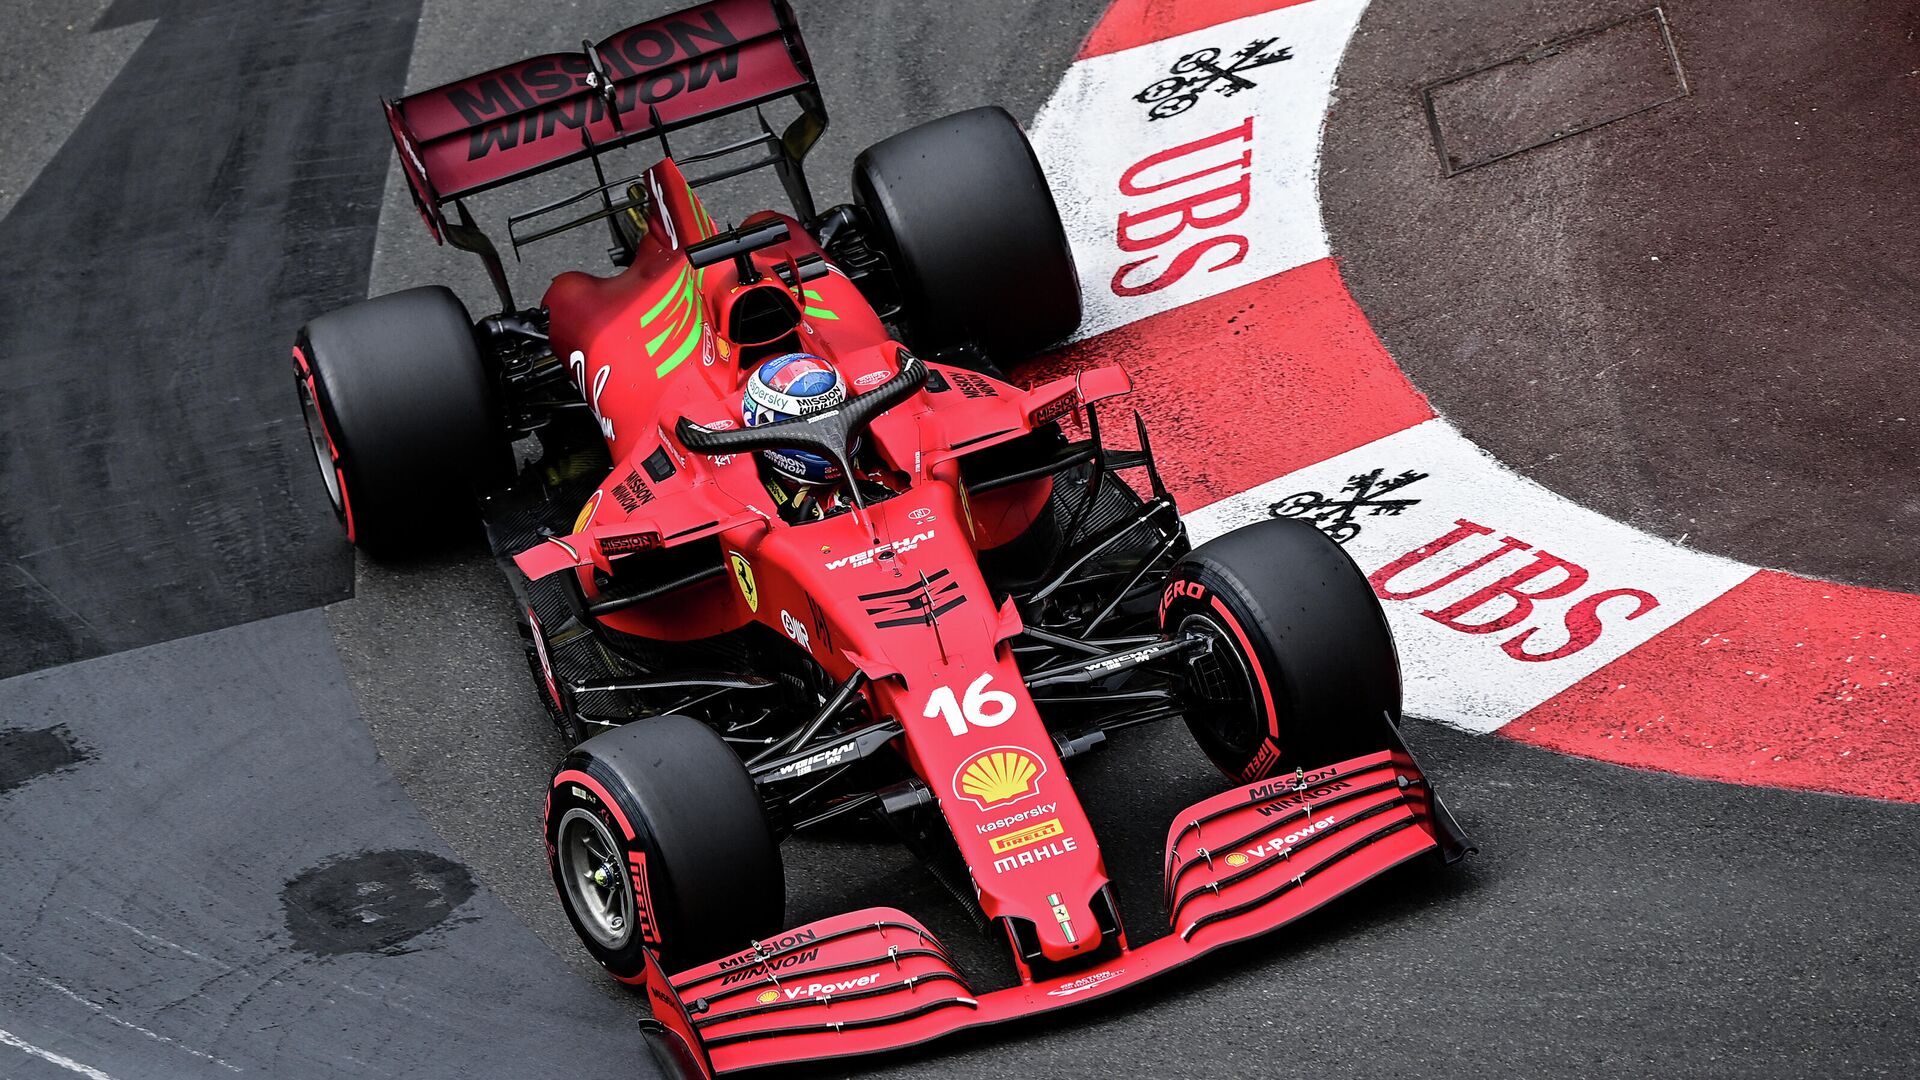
top-left (1422, 8), bottom-right (1690, 176)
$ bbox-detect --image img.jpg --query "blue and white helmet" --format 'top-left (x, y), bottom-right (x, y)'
top-left (741, 353), bottom-right (850, 485)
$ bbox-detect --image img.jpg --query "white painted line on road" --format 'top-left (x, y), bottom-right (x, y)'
top-left (80, 909), bottom-right (231, 970)
top-left (0, 951), bottom-right (242, 1073)
top-left (0, 1027), bottom-right (121, 1080)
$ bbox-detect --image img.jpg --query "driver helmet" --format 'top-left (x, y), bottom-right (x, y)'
top-left (741, 353), bottom-right (850, 485)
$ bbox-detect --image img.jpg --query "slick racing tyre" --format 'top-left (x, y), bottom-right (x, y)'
top-left (1160, 518), bottom-right (1402, 782)
top-left (546, 715), bottom-right (784, 976)
top-left (853, 106), bottom-right (1081, 366)
top-left (293, 286), bottom-right (500, 555)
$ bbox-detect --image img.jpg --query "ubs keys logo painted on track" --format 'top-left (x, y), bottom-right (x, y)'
top-left (1030, 0), bottom-right (1371, 338)
top-left (1134, 38), bottom-right (1295, 120)
top-left (1270, 467), bottom-right (1427, 543)
top-left (1184, 419), bottom-right (1752, 732)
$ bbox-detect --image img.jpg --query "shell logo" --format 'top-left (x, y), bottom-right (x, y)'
top-left (756, 989), bottom-right (780, 1005)
top-left (952, 747), bottom-right (1046, 810)
top-left (1225, 852), bottom-right (1250, 868)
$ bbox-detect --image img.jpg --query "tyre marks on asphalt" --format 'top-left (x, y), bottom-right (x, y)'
top-left (0, 0), bottom-right (421, 679)
top-left (1021, 0), bottom-right (1920, 801)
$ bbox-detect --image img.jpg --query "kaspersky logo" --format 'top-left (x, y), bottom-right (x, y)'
top-left (952, 747), bottom-right (1045, 811)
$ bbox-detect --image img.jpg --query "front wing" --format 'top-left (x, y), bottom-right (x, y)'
top-left (666, 733), bottom-right (1472, 1072)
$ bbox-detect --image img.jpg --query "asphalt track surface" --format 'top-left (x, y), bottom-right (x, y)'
top-left (1321, 0), bottom-right (1920, 595)
top-left (1, 2), bottom-right (1916, 1079)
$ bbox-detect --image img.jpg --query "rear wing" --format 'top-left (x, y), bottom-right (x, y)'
top-left (384, 0), bottom-right (823, 243)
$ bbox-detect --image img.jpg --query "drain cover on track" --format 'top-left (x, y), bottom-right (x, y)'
top-left (1421, 8), bottom-right (1690, 176)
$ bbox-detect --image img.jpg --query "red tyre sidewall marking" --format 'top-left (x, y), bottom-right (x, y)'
top-left (291, 344), bottom-right (356, 545)
top-left (552, 768), bottom-right (637, 841)
top-left (1167, 574), bottom-right (1287, 779)
top-left (1163, 577), bottom-right (1286, 774)
top-left (1206, 594), bottom-right (1286, 778)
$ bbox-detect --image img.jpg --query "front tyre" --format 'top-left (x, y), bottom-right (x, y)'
top-left (1160, 518), bottom-right (1401, 782)
top-left (546, 716), bottom-right (783, 976)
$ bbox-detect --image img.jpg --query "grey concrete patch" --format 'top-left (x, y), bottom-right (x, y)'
top-left (0, 611), bottom-right (652, 1080)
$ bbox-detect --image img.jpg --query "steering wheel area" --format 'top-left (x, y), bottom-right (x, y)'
top-left (675, 351), bottom-right (928, 509)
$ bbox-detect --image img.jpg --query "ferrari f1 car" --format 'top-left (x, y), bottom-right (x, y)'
top-left (290, 1), bottom-right (1472, 1073)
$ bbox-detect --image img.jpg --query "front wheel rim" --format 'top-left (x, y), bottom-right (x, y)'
top-left (556, 807), bottom-right (636, 951)
top-left (1177, 611), bottom-right (1265, 758)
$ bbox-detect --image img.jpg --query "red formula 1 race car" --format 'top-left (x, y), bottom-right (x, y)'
top-left (290, 1), bottom-right (1472, 1073)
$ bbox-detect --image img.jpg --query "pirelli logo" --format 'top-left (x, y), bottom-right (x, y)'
top-left (989, 817), bottom-right (1064, 855)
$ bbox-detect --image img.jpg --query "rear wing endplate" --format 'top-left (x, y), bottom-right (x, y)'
top-left (384, 0), bottom-right (822, 241)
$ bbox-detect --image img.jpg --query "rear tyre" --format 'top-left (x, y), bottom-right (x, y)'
top-left (293, 286), bottom-right (499, 556)
top-left (853, 106), bottom-right (1081, 366)
top-left (546, 716), bottom-right (783, 976)
top-left (1160, 518), bottom-right (1401, 781)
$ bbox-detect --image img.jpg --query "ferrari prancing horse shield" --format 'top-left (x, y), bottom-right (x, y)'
top-left (729, 551), bottom-right (758, 612)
